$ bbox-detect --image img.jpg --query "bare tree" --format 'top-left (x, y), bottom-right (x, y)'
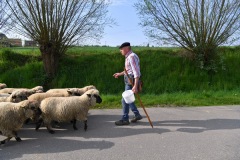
top-left (135, 0), bottom-right (240, 71)
top-left (0, 0), bottom-right (10, 30)
top-left (6, 0), bottom-right (112, 87)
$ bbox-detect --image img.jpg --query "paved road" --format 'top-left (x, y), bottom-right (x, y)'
top-left (1, 106), bottom-right (240, 160)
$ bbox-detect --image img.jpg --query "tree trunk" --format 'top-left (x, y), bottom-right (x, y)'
top-left (40, 44), bottom-right (60, 90)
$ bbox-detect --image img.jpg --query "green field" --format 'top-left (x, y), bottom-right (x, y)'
top-left (1, 46), bottom-right (240, 108)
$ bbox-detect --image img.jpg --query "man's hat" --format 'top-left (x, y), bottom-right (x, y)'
top-left (119, 42), bottom-right (130, 49)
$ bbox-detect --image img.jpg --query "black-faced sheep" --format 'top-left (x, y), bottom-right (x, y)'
top-left (0, 90), bottom-right (28, 103)
top-left (0, 100), bottom-right (41, 145)
top-left (36, 89), bottom-right (102, 134)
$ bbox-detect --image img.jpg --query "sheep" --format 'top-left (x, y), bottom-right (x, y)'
top-left (46, 85), bottom-right (96, 96)
top-left (0, 93), bottom-right (10, 97)
top-left (0, 83), bottom-right (7, 89)
top-left (28, 88), bottom-right (83, 103)
top-left (0, 86), bottom-right (43, 94)
top-left (77, 85), bottom-right (96, 95)
top-left (30, 86), bottom-right (44, 93)
top-left (0, 90), bottom-right (28, 103)
top-left (0, 100), bottom-right (41, 145)
top-left (36, 88), bottom-right (102, 134)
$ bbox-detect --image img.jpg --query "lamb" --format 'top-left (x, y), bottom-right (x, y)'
top-left (0, 100), bottom-right (41, 145)
top-left (0, 90), bottom-right (28, 103)
top-left (36, 88), bottom-right (102, 134)
top-left (0, 86), bottom-right (43, 94)
top-left (0, 83), bottom-right (7, 89)
top-left (46, 85), bottom-right (96, 96)
top-left (28, 88), bottom-right (82, 104)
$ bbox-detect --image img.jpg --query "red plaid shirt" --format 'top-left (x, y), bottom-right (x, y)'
top-left (125, 50), bottom-right (141, 78)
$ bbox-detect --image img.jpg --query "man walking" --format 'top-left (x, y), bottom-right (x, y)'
top-left (113, 42), bottom-right (142, 125)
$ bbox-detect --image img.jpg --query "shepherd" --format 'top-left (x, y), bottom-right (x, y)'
top-left (113, 42), bottom-right (143, 125)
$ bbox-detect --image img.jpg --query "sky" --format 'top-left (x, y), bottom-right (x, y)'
top-left (5, 0), bottom-right (148, 47)
top-left (95, 0), bottom-right (148, 46)
top-left (98, 0), bottom-right (149, 47)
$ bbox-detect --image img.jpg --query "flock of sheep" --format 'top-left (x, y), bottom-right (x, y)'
top-left (0, 83), bottom-right (102, 146)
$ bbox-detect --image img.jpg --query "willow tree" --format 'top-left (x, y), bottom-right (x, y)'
top-left (6, 0), bottom-right (112, 87)
top-left (0, 0), bottom-right (12, 32)
top-left (136, 0), bottom-right (240, 71)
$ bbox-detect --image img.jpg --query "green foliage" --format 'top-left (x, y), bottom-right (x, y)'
top-left (0, 48), bottom-right (44, 88)
top-left (1, 46), bottom-right (240, 106)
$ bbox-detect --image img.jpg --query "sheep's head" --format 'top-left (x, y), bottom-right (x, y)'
top-left (11, 90), bottom-right (28, 103)
top-left (85, 89), bottom-right (102, 105)
top-left (67, 88), bottom-right (81, 96)
top-left (31, 86), bottom-right (44, 93)
top-left (78, 85), bottom-right (97, 95)
top-left (20, 100), bottom-right (41, 120)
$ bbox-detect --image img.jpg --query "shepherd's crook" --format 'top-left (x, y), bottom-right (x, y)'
top-left (124, 68), bottom-right (153, 128)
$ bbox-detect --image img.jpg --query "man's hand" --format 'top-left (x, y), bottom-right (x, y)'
top-left (132, 85), bottom-right (138, 94)
top-left (132, 77), bottom-right (139, 93)
top-left (113, 72), bottom-right (123, 78)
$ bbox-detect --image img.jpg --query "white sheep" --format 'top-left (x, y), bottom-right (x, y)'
top-left (28, 88), bottom-right (81, 103)
top-left (0, 86), bottom-right (43, 94)
top-left (46, 85), bottom-right (96, 96)
top-left (0, 100), bottom-right (40, 145)
top-left (0, 90), bottom-right (28, 103)
top-left (0, 93), bottom-right (10, 97)
top-left (36, 88), bottom-right (102, 134)
top-left (77, 85), bottom-right (96, 95)
top-left (0, 83), bottom-right (7, 89)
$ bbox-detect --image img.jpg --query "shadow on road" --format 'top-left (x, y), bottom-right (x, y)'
top-left (158, 119), bottom-right (240, 133)
top-left (1, 112), bottom-right (240, 159)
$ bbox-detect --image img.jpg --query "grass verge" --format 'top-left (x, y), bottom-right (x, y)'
top-left (94, 90), bottom-right (240, 109)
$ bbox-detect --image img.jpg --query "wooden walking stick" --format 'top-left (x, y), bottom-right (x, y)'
top-left (124, 68), bottom-right (153, 128)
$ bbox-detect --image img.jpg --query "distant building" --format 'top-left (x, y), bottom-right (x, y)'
top-left (23, 40), bottom-right (38, 47)
top-left (8, 38), bottom-right (22, 47)
top-left (0, 32), bottom-right (38, 47)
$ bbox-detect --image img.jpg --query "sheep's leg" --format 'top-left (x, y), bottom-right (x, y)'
top-left (35, 118), bottom-right (43, 130)
top-left (44, 120), bottom-right (55, 134)
top-left (72, 119), bottom-right (78, 130)
top-left (38, 117), bottom-right (55, 134)
top-left (47, 126), bottom-right (55, 134)
top-left (84, 120), bottom-right (88, 131)
top-left (24, 118), bottom-right (31, 124)
top-left (0, 137), bottom-right (12, 145)
top-left (13, 131), bottom-right (21, 142)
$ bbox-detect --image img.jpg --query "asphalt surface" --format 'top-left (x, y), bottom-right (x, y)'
top-left (1, 106), bottom-right (240, 160)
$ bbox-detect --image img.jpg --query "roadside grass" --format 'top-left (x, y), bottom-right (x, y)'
top-left (95, 90), bottom-right (240, 109)
top-left (1, 46), bottom-right (240, 108)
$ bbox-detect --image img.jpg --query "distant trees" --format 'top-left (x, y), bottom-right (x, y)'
top-left (6, 0), bottom-right (112, 88)
top-left (135, 0), bottom-right (240, 71)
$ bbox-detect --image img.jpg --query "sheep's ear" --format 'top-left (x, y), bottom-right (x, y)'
top-left (67, 90), bottom-right (72, 94)
top-left (20, 100), bottom-right (30, 108)
top-left (87, 94), bottom-right (91, 98)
